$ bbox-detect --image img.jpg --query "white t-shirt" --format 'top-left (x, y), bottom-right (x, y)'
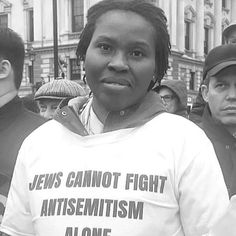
top-left (79, 99), bottom-right (104, 135)
top-left (0, 113), bottom-right (229, 236)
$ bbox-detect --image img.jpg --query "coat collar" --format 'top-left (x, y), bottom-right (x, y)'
top-left (201, 105), bottom-right (236, 145)
top-left (54, 91), bottom-right (166, 136)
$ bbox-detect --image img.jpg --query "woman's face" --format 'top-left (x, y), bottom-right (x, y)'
top-left (84, 10), bottom-right (156, 111)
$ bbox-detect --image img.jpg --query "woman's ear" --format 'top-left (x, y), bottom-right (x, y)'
top-left (201, 84), bottom-right (209, 103)
top-left (0, 59), bottom-right (11, 80)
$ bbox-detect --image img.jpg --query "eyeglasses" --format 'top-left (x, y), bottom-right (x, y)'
top-left (160, 95), bottom-right (176, 103)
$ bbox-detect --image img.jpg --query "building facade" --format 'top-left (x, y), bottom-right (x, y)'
top-left (1, 0), bottom-right (236, 103)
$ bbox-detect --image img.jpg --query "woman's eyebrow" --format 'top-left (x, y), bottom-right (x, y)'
top-left (95, 35), bottom-right (151, 48)
top-left (94, 35), bottom-right (114, 42)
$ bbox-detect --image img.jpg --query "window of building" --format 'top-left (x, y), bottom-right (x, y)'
top-left (204, 13), bottom-right (214, 54)
top-left (28, 65), bottom-right (34, 84)
top-left (204, 27), bottom-right (209, 54)
top-left (184, 6), bottom-right (196, 52)
top-left (70, 59), bottom-right (82, 80)
top-left (28, 9), bottom-right (34, 42)
top-left (71, 0), bottom-right (84, 32)
top-left (222, 0), bottom-right (226, 8)
top-left (0, 14), bottom-right (8, 28)
top-left (185, 20), bottom-right (190, 50)
top-left (189, 71), bottom-right (195, 90)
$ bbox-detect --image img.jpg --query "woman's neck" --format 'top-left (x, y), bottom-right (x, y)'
top-left (91, 97), bottom-right (109, 124)
top-left (225, 125), bottom-right (236, 139)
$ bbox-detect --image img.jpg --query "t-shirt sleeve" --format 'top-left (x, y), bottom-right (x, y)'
top-left (0, 143), bottom-right (34, 236)
top-left (177, 133), bottom-right (229, 236)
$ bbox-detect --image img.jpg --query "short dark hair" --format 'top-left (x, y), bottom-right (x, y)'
top-left (0, 27), bottom-right (25, 89)
top-left (76, 0), bottom-right (171, 84)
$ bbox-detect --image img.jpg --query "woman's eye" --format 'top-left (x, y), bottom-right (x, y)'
top-left (98, 43), bottom-right (111, 52)
top-left (130, 50), bottom-right (144, 57)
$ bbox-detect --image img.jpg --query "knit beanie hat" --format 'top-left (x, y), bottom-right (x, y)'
top-left (157, 79), bottom-right (187, 109)
top-left (34, 79), bottom-right (86, 101)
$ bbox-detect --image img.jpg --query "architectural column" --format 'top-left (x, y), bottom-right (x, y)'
top-left (23, 8), bottom-right (27, 42)
top-left (177, 0), bottom-right (185, 52)
top-left (64, 0), bottom-right (70, 33)
top-left (59, 0), bottom-right (70, 35)
top-left (170, 0), bottom-right (177, 49)
top-left (214, 0), bottom-right (222, 46)
top-left (84, 0), bottom-right (90, 24)
top-left (34, 0), bottom-right (43, 42)
top-left (158, 0), bottom-right (164, 12)
top-left (63, 0), bottom-right (70, 34)
top-left (11, 0), bottom-right (22, 36)
top-left (196, 0), bottom-right (204, 58)
top-left (59, 0), bottom-right (65, 34)
top-left (43, 0), bottom-right (53, 40)
top-left (162, 0), bottom-right (170, 27)
top-left (231, 0), bottom-right (236, 22)
top-left (68, 0), bottom-right (72, 32)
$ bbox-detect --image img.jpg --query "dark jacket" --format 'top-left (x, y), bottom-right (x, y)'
top-left (54, 91), bottom-right (166, 136)
top-left (200, 105), bottom-right (236, 197)
top-left (0, 96), bottom-right (46, 217)
top-left (189, 87), bottom-right (206, 124)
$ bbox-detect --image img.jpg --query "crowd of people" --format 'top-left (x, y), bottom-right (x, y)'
top-left (0, 0), bottom-right (236, 235)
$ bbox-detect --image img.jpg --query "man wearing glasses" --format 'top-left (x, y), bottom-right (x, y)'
top-left (154, 79), bottom-right (188, 118)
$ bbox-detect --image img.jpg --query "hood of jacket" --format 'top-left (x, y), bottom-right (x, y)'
top-left (156, 80), bottom-right (187, 110)
top-left (53, 91), bottom-right (166, 136)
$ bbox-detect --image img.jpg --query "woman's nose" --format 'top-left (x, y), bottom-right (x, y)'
top-left (108, 52), bottom-right (129, 72)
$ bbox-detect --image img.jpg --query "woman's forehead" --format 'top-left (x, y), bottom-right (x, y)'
top-left (94, 9), bottom-right (155, 33)
top-left (92, 10), bottom-right (156, 45)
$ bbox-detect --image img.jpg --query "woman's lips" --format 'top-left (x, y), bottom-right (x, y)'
top-left (101, 77), bottom-right (132, 87)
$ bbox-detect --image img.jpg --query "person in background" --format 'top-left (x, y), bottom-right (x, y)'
top-left (0, 28), bottom-right (45, 223)
top-left (0, 1), bottom-right (229, 235)
top-left (189, 21), bottom-right (236, 124)
top-left (200, 44), bottom-right (236, 198)
top-left (154, 79), bottom-right (188, 118)
top-left (222, 22), bottom-right (236, 44)
top-left (34, 79), bottom-right (86, 119)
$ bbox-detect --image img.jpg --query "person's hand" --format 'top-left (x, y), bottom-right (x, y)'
top-left (68, 96), bottom-right (89, 114)
top-left (209, 195), bottom-right (236, 236)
